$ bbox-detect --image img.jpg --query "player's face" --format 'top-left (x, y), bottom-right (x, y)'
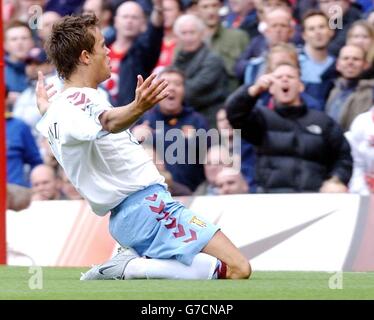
top-left (91, 27), bottom-right (111, 83)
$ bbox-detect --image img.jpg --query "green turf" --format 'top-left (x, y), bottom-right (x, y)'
top-left (0, 266), bottom-right (373, 300)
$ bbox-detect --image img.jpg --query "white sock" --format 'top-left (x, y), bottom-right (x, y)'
top-left (124, 253), bottom-right (218, 280)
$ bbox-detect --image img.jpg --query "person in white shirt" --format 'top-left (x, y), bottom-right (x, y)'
top-left (345, 108), bottom-right (374, 195)
top-left (36, 13), bottom-right (251, 280)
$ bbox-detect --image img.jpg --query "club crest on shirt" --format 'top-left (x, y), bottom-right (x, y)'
top-left (189, 216), bottom-right (207, 228)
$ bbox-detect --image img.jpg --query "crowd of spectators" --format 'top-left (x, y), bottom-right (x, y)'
top-left (4, 0), bottom-right (374, 208)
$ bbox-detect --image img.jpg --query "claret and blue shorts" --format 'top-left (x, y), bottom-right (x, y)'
top-left (109, 184), bottom-right (219, 265)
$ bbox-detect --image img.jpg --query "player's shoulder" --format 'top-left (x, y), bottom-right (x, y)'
top-left (58, 87), bottom-right (111, 112)
top-left (61, 87), bottom-right (98, 108)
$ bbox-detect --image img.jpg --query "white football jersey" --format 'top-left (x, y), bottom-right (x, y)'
top-left (37, 87), bottom-right (165, 215)
top-left (345, 108), bottom-right (374, 195)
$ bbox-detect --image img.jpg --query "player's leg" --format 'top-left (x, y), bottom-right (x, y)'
top-left (80, 237), bottom-right (250, 281)
top-left (124, 207), bottom-right (250, 280)
top-left (124, 252), bottom-right (218, 279)
top-left (123, 184), bottom-right (250, 280)
top-left (201, 230), bottom-right (251, 279)
top-left (80, 247), bottom-right (218, 280)
top-left (81, 184), bottom-right (220, 280)
top-left (125, 236), bottom-right (252, 280)
top-left (81, 184), bottom-right (250, 281)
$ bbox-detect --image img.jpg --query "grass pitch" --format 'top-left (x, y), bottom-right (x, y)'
top-left (0, 266), bottom-right (373, 300)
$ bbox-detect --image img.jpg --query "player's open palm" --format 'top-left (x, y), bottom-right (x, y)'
top-left (36, 71), bottom-right (57, 115)
top-left (134, 74), bottom-right (169, 112)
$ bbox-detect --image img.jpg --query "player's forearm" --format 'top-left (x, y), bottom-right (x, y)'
top-left (101, 74), bottom-right (168, 133)
top-left (99, 102), bottom-right (145, 133)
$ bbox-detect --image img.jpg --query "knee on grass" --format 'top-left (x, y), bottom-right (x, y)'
top-left (228, 260), bottom-right (251, 279)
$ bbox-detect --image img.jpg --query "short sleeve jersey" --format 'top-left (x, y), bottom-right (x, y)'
top-left (37, 87), bottom-right (165, 215)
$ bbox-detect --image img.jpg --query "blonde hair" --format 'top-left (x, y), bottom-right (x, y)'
top-left (265, 42), bottom-right (300, 73)
top-left (347, 20), bottom-right (374, 63)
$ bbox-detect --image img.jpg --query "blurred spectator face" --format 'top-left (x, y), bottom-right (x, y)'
top-left (216, 109), bottom-right (233, 139)
top-left (83, 0), bottom-right (112, 27)
top-left (269, 64), bottom-right (304, 106)
top-left (216, 168), bottom-right (249, 195)
top-left (263, 8), bottom-right (294, 46)
top-left (347, 24), bottom-right (374, 54)
top-left (267, 49), bottom-right (298, 72)
top-left (256, 0), bottom-right (290, 21)
top-left (162, 0), bottom-right (182, 29)
top-left (303, 14), bottom-right (334, 50)
top-left (83, 0), bottom-right (103, 18)
top-left (175, 15), bottom-right (205, 52)
top-left (253, 0), bottom-right (262, 9)
top-left (5, 25), bottom-right (34, 61)
top-left (204, 146), bottom-right (231, 184)
top-left (20, 0), bottom-right (46, 8)
top-left (159, 71), bottom-right (185, 115)
top-left (37, 11), bottom-right (61, 44)
top-left (18, 0), bottom-right (46, 15)
top-left (26, 61), bottom-right (54, 80)
top-left (25, 47), bottom-right (54, 80)
top-left (318, 0), bottom-right (350, 19)
top-left (30, 165), bottom-right (60, 201)
top-left (228, 0), bottom-right (254, 15)
top-left (197, 0), bottom-right (221, 29)
top-left (114, 1), bottom-right (146, 39)
top-left (336, 45), bottom-right (367, 79)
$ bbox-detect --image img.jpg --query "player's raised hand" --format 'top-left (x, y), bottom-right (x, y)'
top-left (134, 74), bottom-right (169, 112)
top-left (36, 71), bottom-right (57, 115)
top-left (100, 74), bottom-right (168, 133)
